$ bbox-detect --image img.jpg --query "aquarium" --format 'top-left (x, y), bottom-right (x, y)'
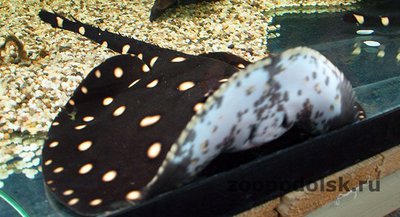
top-left (1, 0), bottom-right (399, 216)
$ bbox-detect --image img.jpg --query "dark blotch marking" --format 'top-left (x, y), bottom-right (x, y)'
top-left (212, 126), bottom-right (218, 133)
top-left (295, 98), bottom-right (315, 133)
top-left (283, 91), bottom-right (289, 102)
top-left (297, 90), bottom-right (302, 96)
top-left (184, 129), bottom-right (197, 143)
top-left (310, 56), bottom-right (318, 67)
top-left (246, 86), bottom-right (255, 95)
top-left (214, 96), bottom-right (223, 108)
top-left (200, 141), bottom-right (209, 154)
top-left (312, 71), bottom-right (317, 79)
top-left (289, 53), bottom-right (300, 61)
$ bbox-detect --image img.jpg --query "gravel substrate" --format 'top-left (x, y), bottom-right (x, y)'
top-left (0, 0), bottom-right (357, 186)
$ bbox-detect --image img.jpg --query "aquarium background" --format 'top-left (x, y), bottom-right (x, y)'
top-left (1, 0), bottom-right (399, 216)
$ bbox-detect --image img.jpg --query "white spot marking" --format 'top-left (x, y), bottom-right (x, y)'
top-left (52, 122), bottom-right (60, 126)
top-left (78, 141), bottom-right (93, 151)
top-left (128, 79), bottom-right (140, 88)
top-left (44, 160), bottom-right (53, 166)
top-left (122, 44), bottom-right (130, 54)
top-left (352, 46), bottom-right (361, 55)
top-left (63, 189), bottom-right (74, 196)
top-left (219, 78), bottom-right (228, 83)
top-left (56, 17), bottom-right (63, 28)
top-left (89, 199), bottom-right (103, 206)
top-left (69, 100), bottom-right (75, 106)
top-left (381, 16), bottom-right (389, 26)
top-left (68, 198), bottom-right (79, 206)
top-left (81, 86), bottom-right (88, 94)
top-left (75, 124), bottom-right (87, 130)
top-left (126, 191), bottom-right (141, 200)
top-left (102, 170), bottom-right (117, 182)
top-left (114, 67), bottom-right (124, 78)
top-left (150, 56), bottom-right (158, 67)
top-left (137, 53), bottom-right (143, 60)
top-left (102, 97), bottom-right (113, 106)
top-left (79, 164), bottom-right (93, 174)
top-left (101, 41), bottom-right (108, 48)
top-left (95, 69), bottom-right (101, 78)
top-left (78, 26), bottom-right (85, 35)
top-left (377, 50), bottom-right (385, 58)
top-left (147, 142), bottom-right (162, 159)
top-left (53, 167), bottom-right (64, 173)
top-left (237, 63), bottom-right (245, 69)
top-left (146, 79), bottom-right (158, 88)
top-left (171, 57), bottom-right (186, 62)
top-left (49, 141), bottom-right (59, 148)
top-left (193, 103), bottom-right (204, 112)
top-left (142, 64), bottom-right (150, 72)
top-left (353, 14), bottom-right (364, 24)
top-left (178, 81), bottom-right (195, 91)
top-left (140, 115), bottom-right (161, 127)
top-left (113, 106), bottom-right (126, 116)
top-left (83, 116), bottom-right (94, 122)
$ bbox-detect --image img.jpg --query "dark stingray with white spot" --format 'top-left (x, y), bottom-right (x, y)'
top-left (39, 10), bottom-right (364, 216)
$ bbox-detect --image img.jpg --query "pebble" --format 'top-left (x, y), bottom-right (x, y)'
top-left (22, 168), bottom-right (38, 179)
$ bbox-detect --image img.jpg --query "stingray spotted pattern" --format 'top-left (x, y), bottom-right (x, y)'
top-left (39, 10), bottom-right (362, 216)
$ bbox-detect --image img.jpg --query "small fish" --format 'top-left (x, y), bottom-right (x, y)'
top-left (39, 10), bottom-right (362, 216)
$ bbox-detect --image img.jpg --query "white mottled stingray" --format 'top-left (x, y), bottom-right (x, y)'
top-left (148, 47), bottom-right (359, 194)
top-left (39, 10), bottom-right (362, 216)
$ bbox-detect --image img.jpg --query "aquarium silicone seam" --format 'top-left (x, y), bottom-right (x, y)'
top-left (0, 190), bottom-right (30, 217)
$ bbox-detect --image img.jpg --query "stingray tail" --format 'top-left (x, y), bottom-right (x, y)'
top-left (38, 10), bottom-right (178, 66)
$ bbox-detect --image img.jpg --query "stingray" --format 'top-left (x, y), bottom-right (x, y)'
top-left (39, 10), bottom-right (363, 216)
